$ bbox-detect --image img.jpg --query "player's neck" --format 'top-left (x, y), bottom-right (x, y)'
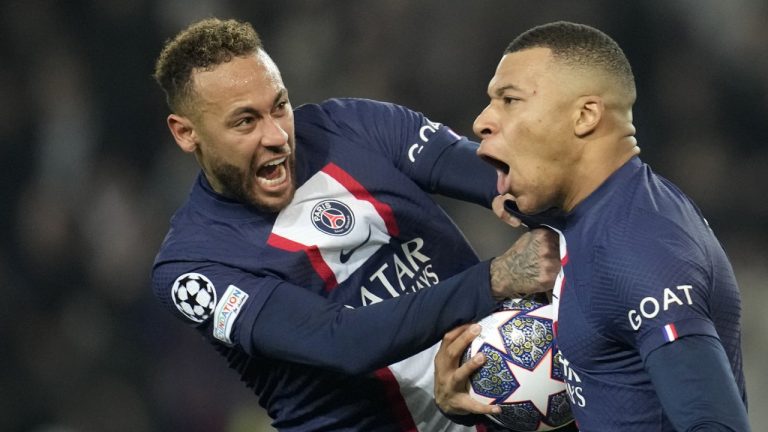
top-left (562, 137), bottom-right (640, 212)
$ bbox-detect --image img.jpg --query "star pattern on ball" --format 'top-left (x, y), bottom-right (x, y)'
top-left (466, 298), bottom-right (573, 430)
top-left (522, 303), bottom-right (553, 321)
top-left (478, 310), bottom-right (522, 353)
top-left (502, 349), bottom-right (564, 415)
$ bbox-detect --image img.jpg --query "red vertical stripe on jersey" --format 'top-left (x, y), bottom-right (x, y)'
top-left (305, 245), bottom-right (339, 291)
top-left (267, 234), bottom-right (339, 291)
top-left (373, 367), bottom-right (417, 432)
top-left (322, 163), bottom-right (400, 237)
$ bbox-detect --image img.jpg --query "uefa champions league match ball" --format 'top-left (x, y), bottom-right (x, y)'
top-left (463, 297), bottom-right (574, 431)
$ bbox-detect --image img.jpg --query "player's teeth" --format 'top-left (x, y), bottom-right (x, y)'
top-left (257, 164), bottom-right (286, 185)
top-left (265, 157), bottom-right (286, 167)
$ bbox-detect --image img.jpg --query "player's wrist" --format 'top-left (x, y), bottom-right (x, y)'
top-left (489, 257), bottom-right (523, 301)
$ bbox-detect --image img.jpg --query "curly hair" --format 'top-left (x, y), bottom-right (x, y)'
top-left (506, 21), bottom-right (635, 96)
top-left (154, 18), bottom-right (263, 114)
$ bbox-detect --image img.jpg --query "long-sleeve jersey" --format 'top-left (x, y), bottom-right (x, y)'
top-left (152, 98), bottom-right (500, 431)
top-left (547, 156), bottom-right (748, 431)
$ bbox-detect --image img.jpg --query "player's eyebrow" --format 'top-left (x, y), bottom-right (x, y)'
top-left (228, 88), bottom-right (288, 118)
top-left (273, 88), bottom-right (288, 106)
top-left (230, 106), bottom-right (259, 118)
top-left (492, 84), bottom-right (524, 97)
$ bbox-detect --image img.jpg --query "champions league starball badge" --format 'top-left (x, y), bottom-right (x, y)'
top-left (311, 199), bottom-right (355, 236)
top-left (171, 273), bottom-right (217, 323)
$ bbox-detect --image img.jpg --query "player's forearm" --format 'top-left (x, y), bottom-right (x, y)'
top-left (424, 136), bottom-right (497, 207)
top-left (243, 261), bottom-right (498, 375)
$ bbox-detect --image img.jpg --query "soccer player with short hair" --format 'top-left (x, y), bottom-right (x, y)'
top-left (436, 21), bottom-right (749, 431)
top-left (151, 18), bottom-right (560, 431)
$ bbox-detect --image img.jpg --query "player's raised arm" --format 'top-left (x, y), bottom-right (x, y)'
top-left (316, 98), bottom-right (499, 207)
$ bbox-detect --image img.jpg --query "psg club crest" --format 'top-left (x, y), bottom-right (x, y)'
top-left (171, 273), bottom-right (217, 323)
top-left (311, 199), bottom-right (355, 236)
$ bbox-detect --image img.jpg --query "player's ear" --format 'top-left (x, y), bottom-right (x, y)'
top-left (167, 113), bottom-right (198, 153)
top-left (573, 95), bottom-right (603, 138)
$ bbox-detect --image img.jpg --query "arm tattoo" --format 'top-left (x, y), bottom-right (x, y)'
top-left (490, 234), bottom-right (542, 299)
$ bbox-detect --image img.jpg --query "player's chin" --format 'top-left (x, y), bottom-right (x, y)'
top-left (511, 195), bottom-right (542, 215)
top-left (251, 184), bottom-right (296, 213)
top-left (251, 166), bottom-right (295, 210)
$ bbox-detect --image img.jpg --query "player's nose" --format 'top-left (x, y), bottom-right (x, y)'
top-left (473, 105), bottom-right (497, 140)
top-left (261, 116), bottom-right (289, 148)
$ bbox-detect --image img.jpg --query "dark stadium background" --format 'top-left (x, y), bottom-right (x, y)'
top-left (1, 1), bottom-right (766, 430)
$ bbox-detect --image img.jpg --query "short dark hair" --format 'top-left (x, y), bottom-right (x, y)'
top-left (153, 18), bottom-right (263, 114)
top-left (506, 21), bottom-right (635, 94)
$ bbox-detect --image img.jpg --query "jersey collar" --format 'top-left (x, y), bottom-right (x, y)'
top-left (566, 156), bottom-right (643, 224)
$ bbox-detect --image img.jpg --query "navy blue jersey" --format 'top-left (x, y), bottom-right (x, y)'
top-left (550, 157), bottom-right (747, 430)
top-left (152, 99), bottom-right (499, 431)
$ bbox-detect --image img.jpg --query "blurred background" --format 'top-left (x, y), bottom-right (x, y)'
top-left (1, 0), bottom-right (766, 430)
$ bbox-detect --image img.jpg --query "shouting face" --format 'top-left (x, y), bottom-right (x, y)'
top-left (474, 47), bottom-right (583, 214)
top-left (170, 50), bottom-right (296, 212)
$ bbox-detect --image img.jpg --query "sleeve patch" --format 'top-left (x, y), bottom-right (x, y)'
top-left (171, 273), bottom-right (217, 323)
top-left (212, 285), bottom-right (250, 345)
top-left (662, 323), bottom-right (679, 342)
top-left (637, 317), bottom-right (719, 359)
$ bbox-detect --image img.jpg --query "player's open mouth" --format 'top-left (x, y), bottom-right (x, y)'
top-left (480, 155), bottom-right (511, 194)
top-left (480, 155), bottom-right (509, 175)
top-left (256, 156), bottom-right (289, 187)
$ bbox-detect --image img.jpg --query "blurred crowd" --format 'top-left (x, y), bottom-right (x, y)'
top-left (1, 1), bottom-right (766, 431)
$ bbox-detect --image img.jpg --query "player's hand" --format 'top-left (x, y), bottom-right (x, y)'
top-left (434, 324), bottom-right (501, 416)
top-left (492, 193), bottom-right (522, 227)
top-left (489, 228), bottom-right (560, 300)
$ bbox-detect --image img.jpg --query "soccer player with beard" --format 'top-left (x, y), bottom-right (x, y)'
top-left (151, 18), bottom-right (560, 431)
